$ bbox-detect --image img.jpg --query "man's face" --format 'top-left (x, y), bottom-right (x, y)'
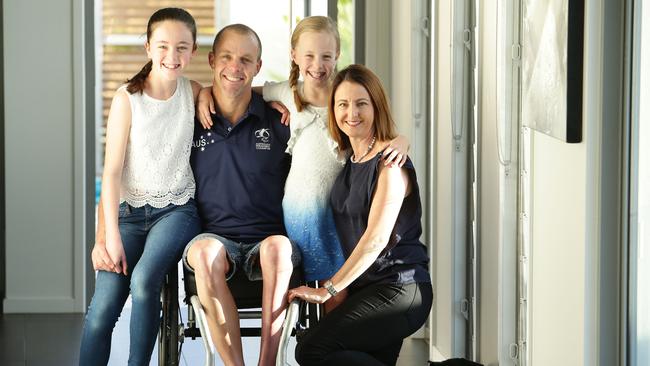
top-left (209, 30), bottom-right (262, 100)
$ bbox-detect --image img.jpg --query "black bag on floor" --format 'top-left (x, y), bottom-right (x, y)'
top-left (429, 358), bottom-right (483, 366)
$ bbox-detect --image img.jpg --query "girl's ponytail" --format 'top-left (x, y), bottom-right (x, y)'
top-left (289, 60), bottom-right (306, 112)
top-left (126, 60), bottom-right (153, 94)
top-left (125, 8), bottom-right (197, 94)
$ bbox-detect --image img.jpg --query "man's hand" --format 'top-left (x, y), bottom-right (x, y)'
top-left (91, 241), bottom-right (117, 272)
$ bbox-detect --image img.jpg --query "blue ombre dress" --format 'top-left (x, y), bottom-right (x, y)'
top-left (263, 80), bottom-right (346, 281)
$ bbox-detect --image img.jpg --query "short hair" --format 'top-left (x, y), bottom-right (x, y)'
top-left (328, 64), bottom-right (398, 152)
top-left (212, 23), bottom-right (262, 60)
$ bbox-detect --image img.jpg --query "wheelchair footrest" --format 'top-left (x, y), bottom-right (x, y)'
top-left (241, 327), bottom-right (262, 337)
top-left (184, 327), bottom-right (202, 339)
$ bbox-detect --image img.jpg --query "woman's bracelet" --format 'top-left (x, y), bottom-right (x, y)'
top-left (323, 280), bottom-right (338, 297)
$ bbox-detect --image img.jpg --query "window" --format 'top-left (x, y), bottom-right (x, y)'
top-left (96, 0), bottom-right (355, 185)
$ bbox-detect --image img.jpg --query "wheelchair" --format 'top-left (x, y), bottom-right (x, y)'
top-left (157, 263), bottom-right (320, 366)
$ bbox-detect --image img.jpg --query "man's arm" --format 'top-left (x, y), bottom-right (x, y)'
top-left (91, 195), bottom-right (116, 272)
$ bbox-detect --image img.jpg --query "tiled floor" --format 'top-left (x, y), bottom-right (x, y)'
top-left (0, 262), bottom-right (425, 365)
top-left (0, 308), bottom-right (297, 366)
top-left (0, 263), bottom-right (298, 366)
top-left (0, 312), bottom-right (84, 365)
top-left (0, 308), bottom-right (426, 366)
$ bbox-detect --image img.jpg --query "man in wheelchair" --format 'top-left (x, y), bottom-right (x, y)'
top-left (183, 24), bottom-right (301, 366)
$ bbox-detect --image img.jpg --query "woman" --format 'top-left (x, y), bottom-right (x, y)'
top-left (288, 64), bottom-right (433, 366)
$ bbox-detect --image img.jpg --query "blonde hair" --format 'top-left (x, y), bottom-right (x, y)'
top-left (328, 64), bottom-right (397, 152)
top-left (289, 16), bottom-right (340, 112)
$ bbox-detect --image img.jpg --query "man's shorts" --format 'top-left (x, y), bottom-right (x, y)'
top-left (182, 233), bottom-right (302, 281)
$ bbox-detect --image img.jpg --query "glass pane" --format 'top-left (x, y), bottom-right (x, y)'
top-left (310, 0), bottom-right (329, 16)
top-left (96, 0), bottom-right (357, 181)
top-left (337, 0), bottom-right (355, 68)
top-left (225, 0), bottom-right (292, 83)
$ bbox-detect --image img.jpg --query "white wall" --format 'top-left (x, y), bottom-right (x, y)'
top-left (478, 1), bottom-right (503, 364)
top-left (3, 0), bottom-right (88, 313)
top-left (389, 0), bottom-right (412, 140)
top-left (525, 0), bottom-right (623, 364)
top-left (430, 0), bottom-right (468, 359)
top-left (528, 133), bottom-right (586, 364)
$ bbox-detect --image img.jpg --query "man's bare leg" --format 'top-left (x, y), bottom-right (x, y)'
top-left (188, 239), bottom-right (244, 366)
top-left (257, 235), bottom-right (294, 366)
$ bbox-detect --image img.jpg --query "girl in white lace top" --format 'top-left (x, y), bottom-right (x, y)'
top-left (80, 8), bottom-right (208, 365)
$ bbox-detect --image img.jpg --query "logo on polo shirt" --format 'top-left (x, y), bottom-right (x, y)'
top-left (254, 128), bottom-right (271, 150)
top-left (192, 132), bottom-right (215, 152)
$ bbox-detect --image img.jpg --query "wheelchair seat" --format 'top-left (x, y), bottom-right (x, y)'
top-left (183, 264), bottom-right (304, 337)
top-left (183, 264), bottom-right (303, 310)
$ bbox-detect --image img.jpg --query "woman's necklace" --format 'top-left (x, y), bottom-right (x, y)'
top-left (351, 135), bottom-right (377, 163)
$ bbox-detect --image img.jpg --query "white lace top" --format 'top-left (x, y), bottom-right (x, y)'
top-left (119, 76), bottom-right (196, 208)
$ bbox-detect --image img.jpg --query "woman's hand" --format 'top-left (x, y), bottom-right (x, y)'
top-left (383, 134), bottom-right (410, 167)
top-left (196, 86), bottom-right (214, 129)
top-left (288, 285), bottom-right (331, 304)
top-left (105, 232), bottom-right (128, 276)
top-left (269, 101), bottom-right (291, 125)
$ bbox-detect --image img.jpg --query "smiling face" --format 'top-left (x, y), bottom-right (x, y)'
top-left (291, 31), bottom-right (339, 88)
top-left (145, 20), bottom-right (196, 80)
top-left (209, 30), bottom-right (262, 100)
top-left (333, 80), bottom-right (375, 141)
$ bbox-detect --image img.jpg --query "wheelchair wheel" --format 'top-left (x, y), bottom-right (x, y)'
top-left (158, 269), bottom-right (180, 366)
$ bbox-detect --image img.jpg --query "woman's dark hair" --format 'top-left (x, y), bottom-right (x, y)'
top-left (126, 8), bottom-right (197, 94)
top-left (328, 64), bottom-right (397, 152)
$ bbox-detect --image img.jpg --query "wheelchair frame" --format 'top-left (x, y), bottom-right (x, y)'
top-left (157, 267), bottom-right (320, 366)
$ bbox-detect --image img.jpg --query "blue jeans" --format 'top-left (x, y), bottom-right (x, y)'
top-left (79, 199), bottom-right (200, 366)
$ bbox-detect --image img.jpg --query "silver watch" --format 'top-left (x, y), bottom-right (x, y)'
top-left (324, 280), bottom-right (338, 297)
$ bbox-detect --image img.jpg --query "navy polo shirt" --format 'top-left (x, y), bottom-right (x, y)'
top-left (190, 92), bottom-right (291, 243)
